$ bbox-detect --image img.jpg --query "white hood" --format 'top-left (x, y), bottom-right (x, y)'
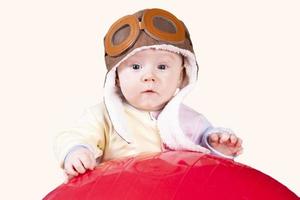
top-left (103, 44), bottom-right (210, 153)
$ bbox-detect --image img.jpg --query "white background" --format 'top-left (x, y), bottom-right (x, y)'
top-left (0, 0), bottom-right (299, 199)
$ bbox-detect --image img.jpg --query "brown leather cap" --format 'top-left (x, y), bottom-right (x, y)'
top-left (104, 8), bottom-right (195, 71)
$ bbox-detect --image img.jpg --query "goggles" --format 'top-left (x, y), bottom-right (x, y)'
top-left (104, 8), bottom-right (186, 57)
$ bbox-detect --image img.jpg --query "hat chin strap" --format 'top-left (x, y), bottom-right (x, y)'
top-left (103, 44), bottom-right (209, 152)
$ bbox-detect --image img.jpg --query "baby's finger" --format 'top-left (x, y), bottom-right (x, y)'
top-left (73, 158), bottom-right (87, 174)
top-left (236, 138), bottom-right (243, 147)
top-left (235, 147), bottom-right (243, 156)
top-left (80, 154), bottom-right (94, 170)
top-left (64, 163), bottom-right (79, 177)
top-left (88, 153), bottom-right (96, 170)
top-left (63, 172), bottom-right (74, 184)
top-left (219, 133), bottom-right (230, 143)
top-left (63, 173), bottom-right (69, 184)
top-left (229, 134), bottom-right (238, 145)
top-left (208, 133), bottom-right (219, 144)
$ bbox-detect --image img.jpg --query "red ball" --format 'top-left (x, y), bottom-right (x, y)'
top-left (44, 151), bottom-right (298, 200)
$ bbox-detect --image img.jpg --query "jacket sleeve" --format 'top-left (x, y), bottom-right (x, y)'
top-left (53, 104), bottom-right (106, 168)
top-left (179, 104), bottom-right (236, 159)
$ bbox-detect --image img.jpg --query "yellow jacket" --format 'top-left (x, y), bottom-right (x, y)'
top-left (54, 101), bottom-right (163, 167)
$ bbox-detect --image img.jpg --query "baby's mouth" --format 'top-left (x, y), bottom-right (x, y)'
top-left (142, 89), bottom-right (157, 94)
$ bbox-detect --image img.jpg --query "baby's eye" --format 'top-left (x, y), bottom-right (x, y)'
top-left (131, 64), bottom-right (141, 70)
top-left (158, 64), bottom-right (167, 70)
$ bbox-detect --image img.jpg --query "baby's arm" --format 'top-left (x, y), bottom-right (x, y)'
top-left (54, 105), bottom-right (105, 182)
top-left (179, 104), bottom-right (243, 159)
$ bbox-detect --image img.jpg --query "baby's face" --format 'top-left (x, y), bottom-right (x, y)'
top-left (117, 49), bottom-right (183, 111)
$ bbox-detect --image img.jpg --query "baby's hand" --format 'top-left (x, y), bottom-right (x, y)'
top-left (208, 133), bottom-right (243, 157)
top-left (63, 147), bottom-right (96, 183)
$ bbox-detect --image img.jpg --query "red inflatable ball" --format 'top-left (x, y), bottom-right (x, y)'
top-left (44, 151), bottom-right (298, 200)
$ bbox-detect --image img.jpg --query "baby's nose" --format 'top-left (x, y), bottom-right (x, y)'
top-left (143, 77), bottom-right (155, 82)
top-left (142, 71), bottom-right (156, 82)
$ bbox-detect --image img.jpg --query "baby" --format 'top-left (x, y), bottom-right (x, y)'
top-left (54, 8), bottom-right (243, 182)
